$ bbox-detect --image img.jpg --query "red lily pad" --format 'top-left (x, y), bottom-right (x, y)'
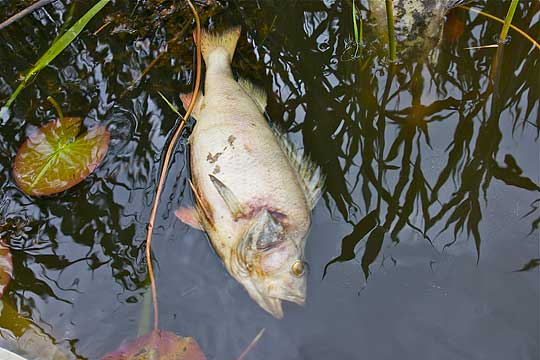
top-left (101, 330), bottom-right (206, 360)
top-left (13, 117), bottom-right (110, 196)
top-left (0, 239), bottom-right (13, 298)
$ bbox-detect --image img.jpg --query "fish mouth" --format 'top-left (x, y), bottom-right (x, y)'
top-left (259, 296), bottom-right (304, 319)
top-left (257, 293), bottom-right (306, 319)
top-left (259, 297), bottom-right (284, 319)
top-left (267, 286), bottom-right (306, 306)
top-left (275, 293), bottom-right (305, 306)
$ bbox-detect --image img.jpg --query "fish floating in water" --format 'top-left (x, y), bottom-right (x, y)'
top-left (175, 27), bottom-right (324, 318)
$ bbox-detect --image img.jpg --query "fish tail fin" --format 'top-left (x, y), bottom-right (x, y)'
top-left (199, 26), bottom-right (241, 64)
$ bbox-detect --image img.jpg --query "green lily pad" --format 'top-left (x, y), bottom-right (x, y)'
top-left (13, 117), bottom-right (110, 196)
top-left (0, 239), bottom-right (13, 298)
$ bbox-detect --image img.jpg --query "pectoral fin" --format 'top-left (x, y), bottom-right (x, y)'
top-left (209, 174), bottom-right (245, 219)
top-left (180, 92), bottom-right (204, 118)
top-left (175, 207), bottom-right (203, 230)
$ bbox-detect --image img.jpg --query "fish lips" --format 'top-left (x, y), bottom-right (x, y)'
top-left (254, 285), bottom-right (306, 319)
top-left (267, 286), bottom-right (306, 306)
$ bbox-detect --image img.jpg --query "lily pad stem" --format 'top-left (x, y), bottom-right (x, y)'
top-left (145, 0), bottom-right (202, 332)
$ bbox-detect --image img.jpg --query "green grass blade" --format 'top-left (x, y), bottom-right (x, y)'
top-left (158, 91), bottom-right (182, 117)
top-left (500, 0), bottom-right (520, 42)
top-left (359, 7), bottom-right (363, 45)
top-left (352, 0), bottom-right (359, 44)
top-left (1, 0), bottom-right (111, 116)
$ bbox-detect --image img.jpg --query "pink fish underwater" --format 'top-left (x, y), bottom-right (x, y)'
top-left (176, 27), bottom-right (324, 318)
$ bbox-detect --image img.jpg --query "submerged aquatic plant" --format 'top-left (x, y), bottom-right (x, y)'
top-left (0, 300), bottom-right (75, 359)
top-left (0, 239), bottom-right (12, 298)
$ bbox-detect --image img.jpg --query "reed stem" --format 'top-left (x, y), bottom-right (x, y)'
top-left (499, 0), bottom-right (519, 42)
top-left (384, 0), bottom-right (397, 61)
top-left (352, 0), bottom-right (359, 44)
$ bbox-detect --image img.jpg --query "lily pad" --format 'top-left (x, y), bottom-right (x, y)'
top-left (0, 239), bottom-right (13, 298)
top-left (13, 117), bottom-right (110, 196)
top-left (101, 330), bottom-right (206, 360)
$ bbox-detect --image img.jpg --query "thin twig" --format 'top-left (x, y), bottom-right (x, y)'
top-left (93, 20), bottom-right (112, 35)
top-left (236, 328), bottom-right (266, 360)
top-left (145, 0), bottom-right (202, 332)
top-left (0, 0), bottom-right (55, 31)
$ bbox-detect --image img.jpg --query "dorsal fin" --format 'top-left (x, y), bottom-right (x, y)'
top-left (272, 128), bottom-right (325, 209)
top-left (237, 77), bottom-right (267, 113)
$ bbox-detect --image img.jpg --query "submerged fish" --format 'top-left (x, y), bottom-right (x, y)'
top-left (176, 27), bottom-right (324, 318)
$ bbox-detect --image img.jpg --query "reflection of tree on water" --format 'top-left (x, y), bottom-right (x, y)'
top-left (234, 1), bottom-right (540, 274)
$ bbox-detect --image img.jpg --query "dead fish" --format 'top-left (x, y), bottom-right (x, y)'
top-left (175, 27), bottom-right (324, 318)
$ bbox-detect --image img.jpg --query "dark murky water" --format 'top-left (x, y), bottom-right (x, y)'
top-left (0, 1), bottom-right (539, 359)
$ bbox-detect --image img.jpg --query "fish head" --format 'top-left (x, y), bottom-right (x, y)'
top-left (231, 209), bottom-right (308, 318)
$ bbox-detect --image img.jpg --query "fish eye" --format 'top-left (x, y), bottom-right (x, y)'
top-left (291, 260), bottom-right (305, 277)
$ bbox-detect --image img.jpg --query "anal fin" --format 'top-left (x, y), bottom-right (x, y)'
top-left (175, 207), bottom-right (203, 230)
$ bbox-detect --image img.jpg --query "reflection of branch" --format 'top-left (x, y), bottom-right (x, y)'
top-left (0, 0), bottom-right (55, 31)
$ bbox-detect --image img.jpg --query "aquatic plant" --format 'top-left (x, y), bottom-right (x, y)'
top-left (0, 240), bottom-right (12, 298)
top-left (352, 0), bottom-right (362, 45)
top-left (384, 0), bottom-right (397, 61)
top-left (100, 330), bottom-right (206, 360)
top-left (12, 113), bottom-right (110, 197)
top-left (500, 0), bottom-right (520, 41)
